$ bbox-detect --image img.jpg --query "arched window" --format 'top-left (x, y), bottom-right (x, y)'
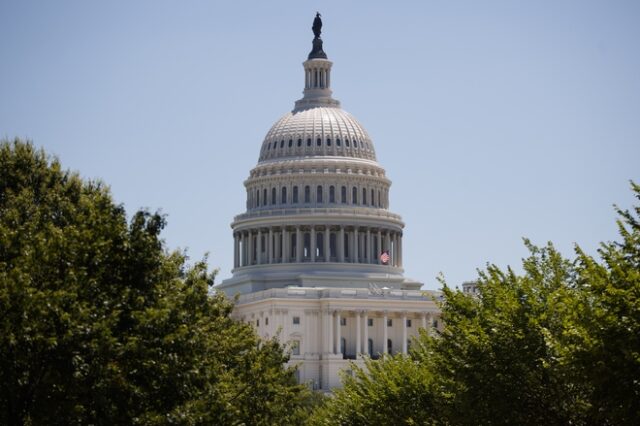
top-left (304, 186), bottom-right (311, 203)
top-left (378, 189), bottom-right (382, 207)
top-left (267, 142), bottom-right (271, 150)
top-left (316, 185), bottom-right (323, 203)
top-left (256, 189), bottom-right (260, 207)
top-left (352, 187), bottom-right (358, 204)
top-left (346, 139), bottom-right (350, 147)
top-left (387, 339), bottom-right (393, 355)
top-left (293, 186), bottom-right (299, 203)
top-left (263, 189), bottom-right (267, 206)
top-left (316, 138), bottom-right (321, 147)
top-left (297, 138), bottom-right (302, 147)
top-left (354, 140), bottom-right (359, 148)
top-left (288, 139), bottom-right (293, 147)
top-left (280, 140), bottom-right (284, 148)
top-left (329, 186), bottom-right (335, 203)
top-left (367, 338), bottom-right (373, 356)
top-left (336, 138), bottom-right (341, 146)
top-left (307, 138), bottom-right (312, 147)
top-left (362, 188), bottom-right (367, 205)
top-left (281, 186), bottom-right (287, 204)
top-left (341, 186), bottom-right (347, 203)
top-left (371, 189), bottom-right (375, 207)
top-left (327, 138), bottom-right (331, 146)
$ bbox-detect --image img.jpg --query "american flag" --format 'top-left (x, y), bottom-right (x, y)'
top-left (380, 250), bottom-right (390, 265)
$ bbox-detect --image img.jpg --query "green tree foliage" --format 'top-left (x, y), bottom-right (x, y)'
top-left (311, 183), bottom-right (640, 425)
top-left (0, 139), bottom-right (312, 425)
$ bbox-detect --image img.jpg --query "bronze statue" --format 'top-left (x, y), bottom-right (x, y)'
top-left (312, 12), bottom-right (322, 38)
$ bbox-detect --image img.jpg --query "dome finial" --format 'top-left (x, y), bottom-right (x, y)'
top-left (308, 12), bottom-right (327, 59)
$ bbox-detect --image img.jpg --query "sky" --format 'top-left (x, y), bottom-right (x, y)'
top-left (1, 1), bottom-right (639, 290)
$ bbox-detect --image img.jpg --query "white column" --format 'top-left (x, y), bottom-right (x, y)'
top-left (383, 311), bottom-right (388, 355)
top-left (385, 232), bottom-right (391, 259)
top-left (256, 229), bottom-right (262, 264)
top-left (268, 228), bottom-right (273, 264)
top-left (328, 309), bottom-right (334, 354)
top-left (281, 228), bottom-right (287, 263)
top-left (323, 309), bottom-right (331, 355)
top-left (310, 227), bottom-right (316, 262)
top-left (402, 312), bottom-right (408, 354)
top-left (354, 227), bottom-right (359, 263)
top-left (233, 233), bottom-right (239, 268)
top-left (324, 226), bottom-right (331, 261)
top-left (335, 310), bottom-right (341, 355)
top-left (362, 311), bottom-right (369, 356)
top-left (356, 311), bottom-right (361, 356)
top-left (338, 226), bottom-right (345, 262)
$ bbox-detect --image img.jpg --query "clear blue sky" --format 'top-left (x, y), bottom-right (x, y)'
top-left (2, 1), bottom-right (639, 290)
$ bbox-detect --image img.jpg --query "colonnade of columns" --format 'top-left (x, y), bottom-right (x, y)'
top-left (322, 309), bottom-right (438, 357)
top-left (233, 225), bottom-right (403, 269)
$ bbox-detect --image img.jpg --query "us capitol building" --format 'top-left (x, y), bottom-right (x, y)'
top-left (218, 14), bottom-right (441, 390)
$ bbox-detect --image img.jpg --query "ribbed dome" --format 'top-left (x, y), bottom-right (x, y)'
top-left (258, 107), bottom-right (377, 162)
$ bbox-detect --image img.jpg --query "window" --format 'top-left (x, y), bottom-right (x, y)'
top-left (362, 188), bottom-right (367, 205)
top-left (271, 187), bottom-right (276, 205)
top-left (327, 138), bottom-right (331, 146)
top-left (316, 185), bottom-right (323, 203)
top-left (387, 318), bottom-right (393, 327)
top-left (433, 320), bottom-right (438, 329)
top-left (368, 338), bottom-right (373, 356)
top-left (354, 140), bottom-right (359, 148)
top-left (266, 317), bottom-right (269, 325)
top-left (297, 138), bottom-right (302, 147)
top-left (316, 138), bottom-right (321, 147)
top-left (303, 233), bottom-right (310, 258)
top-left (337, 138), bottom-right (341, 146)
top-left (256, 189), bottom-right (260, 207)
top-left (367, 318), bottom-right (373, 327)
top-left (316, 232), bottom-right (324, 258)
top-left (267, 142), bottom-right (271, 150)
top-left (256, 319), bottom-right (260, 327)
top-left (341, 186), bottom-right (347, 203)
top-left (329, 186), bottom-right (335, 203)
top-left (263, 189), bottom-right (267, 206)
top-left (292, 340), bottom-right (300, 356)
top-left (371, 189), bottom-right (375, 206)
top-left (346, 139), bottom-right (350, 147)
top-left (307, 138), bottom-right (311, 147)
top-left (340, 337), bottom-right (346, 355)
top-left (281, 186), bottom-right (287, 204)
top-left (406, 319), bottom-right (412, 327)
top-left (378, 190), bottom-right (382, 207)
top-left (352, 187), bottom-right (358, 204)
top-left (329, 233), bottom-right (336, 259)
top-left (280, 140), bottom-right (284, 148)
top-left (340, 317), bottom-right (347, 326)
top-left (293, 316), bottom-right (300, 325)
top-left (387, 339), bottom-right (392, 354)
top-left (288, 139), bottom-right (293, 147)
top-left (293, 186), bottom-right (299, 203)
top-left (304, 186), bottom-right (311, 203)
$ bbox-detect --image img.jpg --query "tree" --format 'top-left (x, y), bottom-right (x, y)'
top-left (311, 183), bottom-right (640, 425)
top-left (0, 139), bottom-right (312, 425)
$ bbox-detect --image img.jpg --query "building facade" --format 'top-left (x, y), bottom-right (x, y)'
top-left (217, 16), bottom-right (441, 390)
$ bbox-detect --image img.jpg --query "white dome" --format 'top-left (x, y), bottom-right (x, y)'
top-left (258, 107), bottom-right (376, 162)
